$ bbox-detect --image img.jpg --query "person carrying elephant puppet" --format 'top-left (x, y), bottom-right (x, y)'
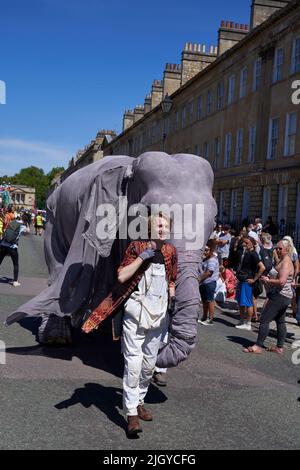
top-left (82, 212), bottom-right (177, 436)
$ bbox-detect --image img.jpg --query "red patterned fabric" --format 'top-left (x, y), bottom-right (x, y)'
top-left (81, 241), bottom-right (177, 334)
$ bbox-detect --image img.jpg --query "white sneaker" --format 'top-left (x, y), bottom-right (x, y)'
top-left (235, 323), bottom-right (252, 331)
top-left (200, 319), bottom-right (214, 326)
top-left (292, 340), bottom-right (300, 349)
top-left (12, 281), bottom-right (21, 287)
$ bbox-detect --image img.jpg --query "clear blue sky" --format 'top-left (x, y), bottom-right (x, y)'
top-left (0, 0), bottom-right (251, 175)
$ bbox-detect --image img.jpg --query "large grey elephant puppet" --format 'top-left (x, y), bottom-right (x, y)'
top-left (5, 152), bottom-right (217, 367)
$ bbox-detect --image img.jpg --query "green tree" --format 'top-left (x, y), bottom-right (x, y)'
top-left (0, 165), bottom-right (65, 208)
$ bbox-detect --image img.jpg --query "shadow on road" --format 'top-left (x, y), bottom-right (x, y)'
top-left (216, 301), bottom-right (239, 312)
top-left (227, 335), bottom-right (255, 348)
top-left (0, 276), bottom-right (13, 284)
top-left (6, 322), bottom-right (125, 378)
top-left (214, 317), bottom-right (235, 328)
top-left (54, 382), bottom-right (167, 438)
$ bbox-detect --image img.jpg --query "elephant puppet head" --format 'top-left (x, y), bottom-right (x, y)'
top-left (126, 152), bottom-right (217, 368)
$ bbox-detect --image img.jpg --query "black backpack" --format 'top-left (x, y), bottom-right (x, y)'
top-left (259, 246), bottom-right (274, 274)
top-left (2, 220), bottom-right (21, 245)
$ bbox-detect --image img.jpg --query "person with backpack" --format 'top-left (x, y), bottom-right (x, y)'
top-left (259, 233), bottom-right (274, 274)
top-left (0, 215), bottom-right (29, 286)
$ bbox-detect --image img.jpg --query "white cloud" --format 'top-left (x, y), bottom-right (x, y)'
top-left (0, 138), bottom-right (74, 175)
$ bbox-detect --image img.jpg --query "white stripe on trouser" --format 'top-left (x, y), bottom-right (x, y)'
top-left (122, 312), bottom-right (166, 416)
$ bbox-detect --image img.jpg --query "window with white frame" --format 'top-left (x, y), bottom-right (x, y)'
top-left (228, 75), bottom-right (236, 105)
top-left (182, 106), bottom-right (186, 128)
top-left (197, 96), bottom-right (203, 120)
top-left (230, 189), bottom-right (238, 221)
top-left (224, 133), bottom-right (232, 168)
top-left (291, 37), bottom-right (300, 74)
top-left (262, 187), bottom-right (271, 223)
top-left (214, 137), bottom-right (221, 169)
top-left (207, 90), bottom-right (213, 115)
top-left (188, 101), bottom-right (194, 121)
top-left (248, 125), bottom-right (256, 162)
top-left (284, 112), bottom-right (297, 156)
top-left (278, 185), bottom-right (288, 223)
top-left (219, 191), bottom-right (225, 218)
top-left (235, 128), bottom-right (244, 165)
top-left (217, 82), bottom-right (224, 110)
top-left (253, 57), bottom-right (262, 91)
top-left (240, 67), bottom-right (248, 98)
top-left (273, 48), bottom-right (284, 83)
top-left (242, 189), bottom-right (250, 220)
top-left (203, 141), bottom-right (209, 160)
top-left (267, 118), bottom-right (279, 159)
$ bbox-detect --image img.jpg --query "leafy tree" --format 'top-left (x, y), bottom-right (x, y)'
top-left (0, 165), bottom-right (65, 209)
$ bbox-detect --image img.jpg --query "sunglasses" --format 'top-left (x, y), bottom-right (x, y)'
top-left (275, 247), bottom-right (283, 250)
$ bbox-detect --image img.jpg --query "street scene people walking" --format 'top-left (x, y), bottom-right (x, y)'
top-left (198, 240), bottom-right (219, 326)
top-left (244, 239), bottom-right (295, 354)
top-left (2, 0), bottom-right (300, 452)
top-left (0, 214), bottom-right (29, 286)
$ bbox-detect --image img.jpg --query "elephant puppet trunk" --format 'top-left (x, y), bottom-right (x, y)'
top-left (156, 249), bottom-right (202, 368)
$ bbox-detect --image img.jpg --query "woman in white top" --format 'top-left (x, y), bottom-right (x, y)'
top-left (244, 239), bottom-right (294, 354)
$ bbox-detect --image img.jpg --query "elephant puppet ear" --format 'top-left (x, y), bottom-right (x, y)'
top-left (82, 165), bottom-right (131, 257)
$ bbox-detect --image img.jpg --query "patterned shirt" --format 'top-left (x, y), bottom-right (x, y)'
top-left (82, 240), bottom-right (177, 335)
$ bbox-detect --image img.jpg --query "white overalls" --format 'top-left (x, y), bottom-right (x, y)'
top-left (122, 262), bottom-right (168, 416)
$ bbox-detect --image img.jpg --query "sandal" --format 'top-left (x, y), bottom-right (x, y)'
top-left (266, 346), bottom-right (283, 355)
top-left (243, 345), bottom-right (262, 354)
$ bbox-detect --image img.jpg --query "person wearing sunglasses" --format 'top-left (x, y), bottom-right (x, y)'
top-left (244, 239), bottom-right (294, 354)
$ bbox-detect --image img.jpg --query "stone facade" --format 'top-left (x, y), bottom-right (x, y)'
top-left (104, 0), bottom-right (300, 244)
top-left (10, 185), bottom-right (35, 210)
top-left (59, 129), bottom-right (116, 183)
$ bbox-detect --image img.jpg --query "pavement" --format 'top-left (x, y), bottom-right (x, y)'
top-left (0, 231), bottom-right (300, 450)
top-left (215, 298), bottom-right (300, 344)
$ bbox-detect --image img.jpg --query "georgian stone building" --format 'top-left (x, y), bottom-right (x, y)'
top-left (10, 185), bottom-right (35, 210)
top-left (59, 129), bottom-right (116, 183)
top-left (103, 0), bottom-right (300, 242)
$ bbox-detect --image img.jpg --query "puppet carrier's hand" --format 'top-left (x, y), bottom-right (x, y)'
top-left (139, 248), bottom-right (155, 261)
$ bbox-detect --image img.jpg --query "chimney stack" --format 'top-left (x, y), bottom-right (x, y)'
top-left (151, 80), bottom-right (163, 109)
top-left (163, 63), bottom-right (182, 97)
top-left (181, 42), bottom-right (218, 85)
top-left (250, 0), bottom-right (291, 29)
top-left (218, 20), bottom-right (249, 56)
top-left (144, 94), bottom-right (152, 114)
top-left (133, 105), bottom-right (144, 123)
top-left (123, 110), bottom-right (134, 132)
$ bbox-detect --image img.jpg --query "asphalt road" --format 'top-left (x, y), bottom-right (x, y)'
top-left (0, 232), bottom-right (300, 450)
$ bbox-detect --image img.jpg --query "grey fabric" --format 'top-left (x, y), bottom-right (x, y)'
top-left (6, 152), bottom-right (217, 367)
top-left (6, 155), bottom-right (133, 327)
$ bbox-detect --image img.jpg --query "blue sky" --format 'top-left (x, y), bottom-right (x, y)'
top-left (0, 0), bottom-right (250, 175)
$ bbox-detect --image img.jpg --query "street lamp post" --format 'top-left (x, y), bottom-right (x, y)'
top-left (161, 94), bottom-right (173, 152)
